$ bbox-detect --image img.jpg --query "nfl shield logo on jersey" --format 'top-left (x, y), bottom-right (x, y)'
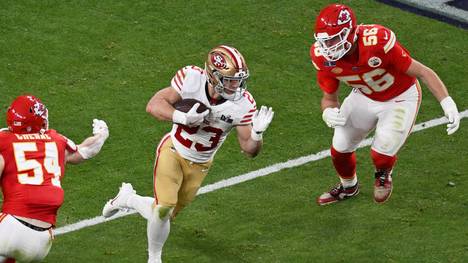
top-left (368, 56), bottom-right (382, 68)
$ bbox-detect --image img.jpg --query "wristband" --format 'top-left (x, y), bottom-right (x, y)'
top-left (250, 129), bottom-right (263, 141)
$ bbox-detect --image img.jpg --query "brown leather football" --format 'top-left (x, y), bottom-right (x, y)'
top-left (173, 98), bottom-right (209, 113)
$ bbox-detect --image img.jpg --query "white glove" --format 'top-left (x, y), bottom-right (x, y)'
top-left (251, 106), bottom-right (274, 141)
top-left (92, 119), bottom-right (109, 139)
top-left (78, 119), bottom-right (109, 159)
top-left (322, 107), bottom-right (346, 128)
top-left (172, 103), bottom-right (209, 127)
top-left (440, 96), bottom-right (460, 135)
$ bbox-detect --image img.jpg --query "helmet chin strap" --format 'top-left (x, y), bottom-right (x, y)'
top-left (218, 85), bottom-right (245, 101)
top-left (215, 85), bottom-right (236, 101)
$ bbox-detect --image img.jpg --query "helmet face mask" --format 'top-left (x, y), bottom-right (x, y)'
top-left (315, 27), bottom-right (353, 61)
top-left (205, 45), bottom-right (249, 101)
top-left (314, 4), bottom-right (357, 62)
top-left (6, 95), bottom-right (49, 134)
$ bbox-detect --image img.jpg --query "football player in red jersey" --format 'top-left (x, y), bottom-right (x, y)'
top-left (0, 95), bottom-right (109, 262)
top-left (310, 4), bottom-right (461, 205)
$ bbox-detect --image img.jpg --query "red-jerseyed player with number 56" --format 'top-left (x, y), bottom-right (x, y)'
top-left (310, 4), bottom-right (461, 205)
top-left (0, 95), bottom-right (109, 263)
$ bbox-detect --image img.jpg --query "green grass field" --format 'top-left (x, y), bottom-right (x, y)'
top-left (0, 0), bottom-right (467, 262)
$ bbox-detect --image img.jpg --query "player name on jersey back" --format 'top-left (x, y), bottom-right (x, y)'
top-left (14, 133), bottom-right (52, 140)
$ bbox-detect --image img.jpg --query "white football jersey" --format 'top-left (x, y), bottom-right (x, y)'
top-left (170, 65), bottom-right (257, 163)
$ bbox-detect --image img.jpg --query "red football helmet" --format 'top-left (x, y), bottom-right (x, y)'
top-left (314, 4), bottom-right (357, 61)
top-left (6, 95), bottom-right (49, 134)
top-left (205, 45), bottom-right (249, 101)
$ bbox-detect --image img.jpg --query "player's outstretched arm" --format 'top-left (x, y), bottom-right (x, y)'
top-left (146, 87), bottom-right (182, 122)
top-left (406, 59), bottom-right (460, 135)
top-left (236, 106), bottom-right (274, 158)
top-left (67, 119), bottom-right (109, 164)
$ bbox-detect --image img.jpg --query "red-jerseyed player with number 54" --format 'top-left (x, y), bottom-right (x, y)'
top-left (310, 4), bottom-right (461, 205)
top-left (0, 95), bottom-right (109, 263)
top-left (102, 45), bottom-right (274, 263)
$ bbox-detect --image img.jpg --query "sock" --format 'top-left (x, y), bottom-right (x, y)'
top-left (147, 205), bottom-right (173, 263)
top-left (127, 194), bottom-right (155, 220)
top-left (371, 149), bottom-right (397, 172)
top-left (331, 146), bottom-right (357, 186)
top-left (340, 176), bottom-right (358, 188)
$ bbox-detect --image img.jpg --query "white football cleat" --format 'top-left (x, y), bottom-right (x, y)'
top-left (102, 182), bottom-right (136, 218)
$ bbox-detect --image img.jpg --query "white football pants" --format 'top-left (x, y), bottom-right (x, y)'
top-left (333, 83), bottom-right (421, 156)
top-left (0, 213), bottom-right (53, 262)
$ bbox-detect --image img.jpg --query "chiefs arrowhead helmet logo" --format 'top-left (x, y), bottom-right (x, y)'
top-left (337, 9), bottom-right (351, 25)
top-left (32, 101), bottom-right (46, 117)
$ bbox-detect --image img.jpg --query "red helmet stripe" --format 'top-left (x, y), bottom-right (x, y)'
top-left (219, 45), bottom-right (244, 69)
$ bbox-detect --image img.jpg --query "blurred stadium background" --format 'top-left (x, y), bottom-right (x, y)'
top-left (0, 0), bottom-right (467, 262)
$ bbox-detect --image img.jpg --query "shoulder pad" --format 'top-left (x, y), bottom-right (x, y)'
top-left (374, 25), bottom-right (396, 54)
top-left (360, 24), bottom-right (396, 54)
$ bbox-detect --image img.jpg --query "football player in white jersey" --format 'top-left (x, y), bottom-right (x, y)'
top-left (102, 45), bottom-right (274, 263)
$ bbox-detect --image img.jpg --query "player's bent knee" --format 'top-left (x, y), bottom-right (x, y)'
top-left (331, 140), bottom-right (356, 153)
top-left (373, 129), bottom-right (404, 156)
top-left (154, 205), bottom-right (174, 220)
top-left (332, 130), bottom-right (360, 153)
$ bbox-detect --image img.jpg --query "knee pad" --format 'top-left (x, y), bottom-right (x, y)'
top-left (373, 128), bottom-right (405, 156)
top-left (332, 134), bottom-right (356, 153)
top-left (373, 106), bottom-right (411, 155)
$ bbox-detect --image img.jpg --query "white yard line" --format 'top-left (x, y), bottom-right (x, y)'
top-left (55, 110), bottom-right (468, 236)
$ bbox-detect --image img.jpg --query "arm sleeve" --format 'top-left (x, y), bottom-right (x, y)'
top-left (170, 66), bottom-right (189, 94)
top-left (310, 44), bottom-right (339, 94)
top-left (317, 70), bottom-right (339, 94)
top-left (65, 138), bottom-right (78, 153)
top-left (239, 92), bottom-right (257, 125)
top-left (59, 134), bottom-right (78, 153)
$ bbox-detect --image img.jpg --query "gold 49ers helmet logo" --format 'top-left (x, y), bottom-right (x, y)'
top-left (211, 52), bottom-right (228, 69)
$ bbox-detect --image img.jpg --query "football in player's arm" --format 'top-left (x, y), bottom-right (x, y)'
top-left (310, 4), bottom-right (460, 205)
top-left (102, 45), bottom-right (274, 263)
top-left (0, 95), bottom-right (109, 263)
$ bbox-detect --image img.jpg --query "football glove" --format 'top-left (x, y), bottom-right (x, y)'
top-left (92, 119), bottom-right (109, 139)
top-left (251, 106), bottom-right (274, 141)
top-left (440, 96), bottom-right (460, 135)
top-left (172, 103), bottom-right (209, 127)
top-left (322, 107), bottom-right (346, 128)
top-left (78, 119), bottom-right (109, 159)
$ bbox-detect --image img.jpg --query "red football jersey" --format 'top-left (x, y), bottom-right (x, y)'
top-left (310, 24), bottom-right (416, 101)
top-left (0, 129), bottom-right (77, 225)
